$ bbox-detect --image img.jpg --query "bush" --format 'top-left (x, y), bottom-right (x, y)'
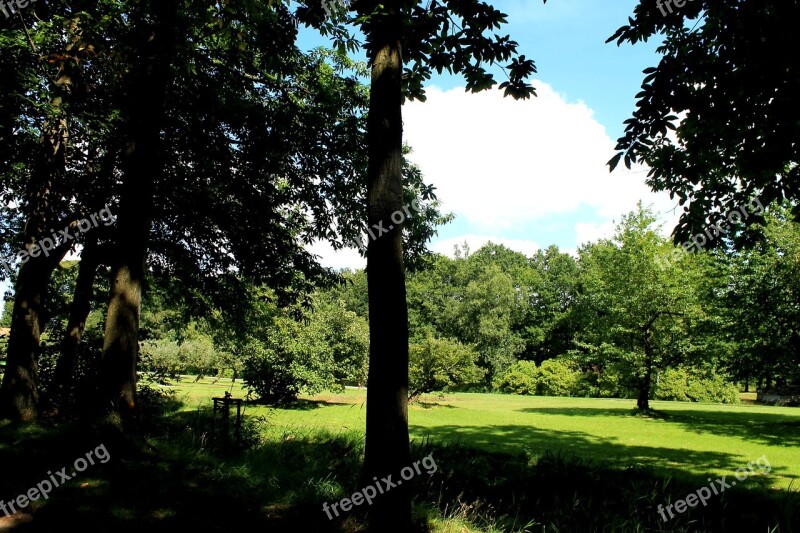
top-left (495, 361), bottom-right (538, 395)
top-left (655, 368), bottom-right (690, 401)
top-left (537, 358), bottom-right (583, 397)
top-left (655, 368), bottom-right (740, 404)
top-left (242, 316), bottom-right (335, 404)
top-left (409, 336), bottom-right (484, 398)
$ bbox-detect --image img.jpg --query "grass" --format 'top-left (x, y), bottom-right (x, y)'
top-left (171, 380), bottom-right (800, 491)
top-left (1, 378), bottom-right (798, 531)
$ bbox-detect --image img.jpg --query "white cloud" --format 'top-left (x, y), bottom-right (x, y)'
top-left (402, 83), bottom-right (675, 234)
top-left (574, 221), bottom-right (616, 247)
top-left (309, 81), bottom-right (680, 270)
top-left (307, 240), bottom-right (365, 271)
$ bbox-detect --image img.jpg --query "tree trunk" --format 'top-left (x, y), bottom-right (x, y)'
top-left (1, 260), bottom-right (49, 422)
top-left (363, 3), bottom-right (412, 528)
top-left (0, 106), bottom-right (70, 422)
top-left (53, 237), bottom-right (101, 411)
top-left (638, 339), bottom-right (653, 410)
top-left (97, 0), bottom-right (178, 427)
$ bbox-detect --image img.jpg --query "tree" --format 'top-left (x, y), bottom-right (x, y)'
top-left (96, 0), bottom-right (180, 427)
top-left (723, 205), bottom-right (800, 392)
top-left (528, 246), bottom-right (580, 360)
top-left (574, 205), bottom-right (706, 410)
top-left (608, 0), bottom-right (800, 241)
top-left (311, 298), bottom-right (370, 388)
top-left (298, 0), bottom-right (544, 525)
top-left (0, 0), bottom-right (130, 421)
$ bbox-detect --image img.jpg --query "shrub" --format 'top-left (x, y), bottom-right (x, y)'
top-left (409, 336), bottom-right (484, 398)
top-left (655, 368), bottom-right (740, 404)
top-left (690, 374), bottom-right (740, 404)
top-left (495, 361), bottom-right (538, 395)
top-left (537, 358), bottom-right (583, 397)
top-left (655, 368), bottom-right (690, 401)
top-left (242, 317), bottom-right (335, 404)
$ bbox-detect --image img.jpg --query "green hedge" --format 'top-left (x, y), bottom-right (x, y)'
top-left (495, 359), bottom-right (584, 397)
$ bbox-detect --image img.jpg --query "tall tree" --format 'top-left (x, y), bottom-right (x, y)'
top-left (0, 0), bottom-right (127, 421)
top-left (0, 17), bottom-right (89, 421)
top-left (97, 0), bottom-right (180, 425)
top-left (300, 0), bottom-right (543, 526)
top-left (723, 205), bottom-right (800, 391)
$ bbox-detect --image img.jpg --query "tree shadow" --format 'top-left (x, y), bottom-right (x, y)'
top-left (663, 408), bottom-right (800, 448)
top-left (1, 419), bottom-right (797, 532)
top-left (410, 422), bottom-right (796, 491)
top-left (411, 402), bottom-right (458, 410)
top-left (516, 405), bottom-right (800, 448)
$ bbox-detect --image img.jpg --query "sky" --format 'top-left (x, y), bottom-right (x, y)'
top-left (306, 0), bottom-right (683, 269)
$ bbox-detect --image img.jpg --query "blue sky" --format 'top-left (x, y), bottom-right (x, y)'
top-left (306, 0), bottom-right (681, 268)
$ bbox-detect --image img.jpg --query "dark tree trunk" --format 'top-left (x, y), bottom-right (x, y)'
top-left (53, 237), bottom-right (101, 410)
top-left (638, 339), bottom-right (653, 410)
top-left (1, 260), bottom-right (49, 422)
top-left (362, 2), bottom-right (411, 528)
top-left (97, 0), bottom-right (178, 427)
top-left (0, 106), bottom-right (70, 422)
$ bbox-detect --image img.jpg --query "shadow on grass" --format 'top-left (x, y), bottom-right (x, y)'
top-left (410, 420), bottom-right (800, 496)
top-left (1, 415), bottom-right (797, 533)
top-left (412, 402), bottom-right (458, 410)
top-left (516, 405), bottom-right (800, 448)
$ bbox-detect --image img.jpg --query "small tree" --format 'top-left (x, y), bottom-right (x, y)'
top-left (311, 298), bottom-right (369, 388)
top-left (242, 315), bottom-right (334, 404)
top-left (408, 336), bottom-right (483, 400)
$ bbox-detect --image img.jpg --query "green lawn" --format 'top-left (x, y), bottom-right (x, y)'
top-left (170, 379), bottom-right (800, 492)
top-left (1, 379), bottom-right (796, 531)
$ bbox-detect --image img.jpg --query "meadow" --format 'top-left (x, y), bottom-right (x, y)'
top-left (171, 378), bottom-right (800, 491)
top-left (2, 378), bottom-right (798, 532)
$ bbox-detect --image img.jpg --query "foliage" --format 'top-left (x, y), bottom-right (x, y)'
top-left (536, 358), bottom-right (584, 397)
top-left (309, 297), bottom-right (370, 387)
top-left (494, 361), bottom-right (538, 395)
top-left (608, 0), bottom-right (800, 241)
top-left (242, 315), bottom-right (334, 405)
top-left (572, 204), bottom-right (710, 408)
top-left (722, 205), bottom-right (800, 392)
top-left (409, 336), bottom-right (484, 398)
top-left (655, 367), bottom-right (740, 404)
